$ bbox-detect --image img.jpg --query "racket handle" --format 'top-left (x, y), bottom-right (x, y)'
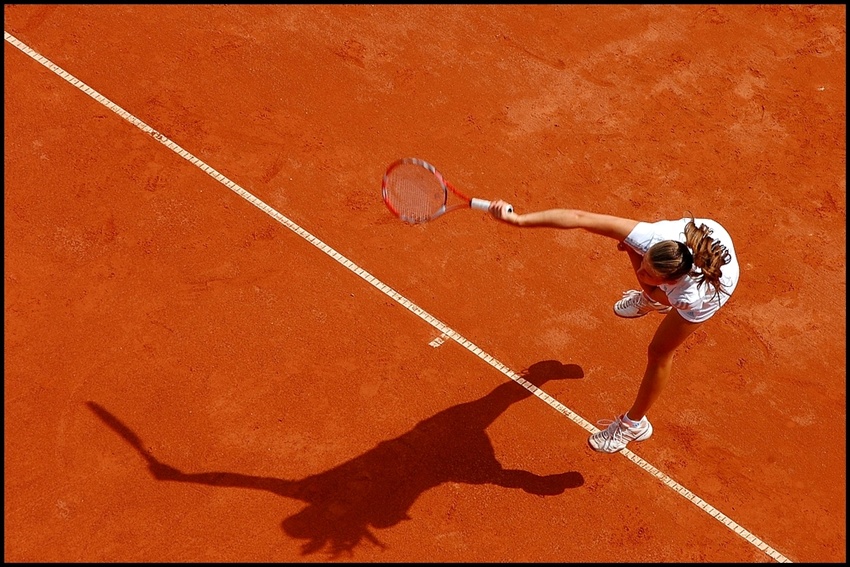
top-left (471, 199), bottom-right (514, 214)
top-left (470, 198), bottom-right (491, 211)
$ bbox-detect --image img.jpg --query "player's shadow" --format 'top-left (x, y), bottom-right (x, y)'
top-left (87, 359), bottom-right (583, 557)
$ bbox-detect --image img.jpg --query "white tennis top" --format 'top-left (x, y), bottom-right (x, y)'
top-left (624, 218), bottom-right (740, 323)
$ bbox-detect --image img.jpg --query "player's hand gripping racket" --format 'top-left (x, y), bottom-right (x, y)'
top-left (382, 157), bottom-right (512, 224)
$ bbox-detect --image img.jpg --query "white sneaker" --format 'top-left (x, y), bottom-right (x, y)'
top-left (614, 290), bottom-right (672, 318)
top-left (588, 414), bottom-right (653, 453)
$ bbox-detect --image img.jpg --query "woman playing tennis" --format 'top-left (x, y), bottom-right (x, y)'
top-left (487, 200), bottom-right (740, 453)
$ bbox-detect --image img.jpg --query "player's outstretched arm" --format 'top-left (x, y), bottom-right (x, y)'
top-left (488, 200), bottom-right (639, 242)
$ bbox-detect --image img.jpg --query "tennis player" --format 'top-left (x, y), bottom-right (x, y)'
top-left (487, 201), bottom-right (740, 453)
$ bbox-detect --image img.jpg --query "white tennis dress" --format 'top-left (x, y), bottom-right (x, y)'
top-left (623, 218), bottom-right (740, 323)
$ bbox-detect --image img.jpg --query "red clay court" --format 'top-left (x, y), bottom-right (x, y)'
top-left (4, 5), bottom-right (845, 562)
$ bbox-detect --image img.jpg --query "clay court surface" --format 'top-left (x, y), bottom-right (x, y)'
top-left (4, 5), bottom-right (846, 562)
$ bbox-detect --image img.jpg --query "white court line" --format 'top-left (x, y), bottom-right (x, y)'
top-left (428, 332), bottom-right (449, 348)
top-left (4, 30), bottom-right (791, 564)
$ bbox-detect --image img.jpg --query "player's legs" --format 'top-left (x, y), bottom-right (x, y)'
top-left (626, 309), bottom-right (703, 421)
top-left (589, 310), bottom-right (704, 453)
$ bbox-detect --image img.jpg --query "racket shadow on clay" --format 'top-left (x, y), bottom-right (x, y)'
top-left (86, 360), bottom-right (583, 558)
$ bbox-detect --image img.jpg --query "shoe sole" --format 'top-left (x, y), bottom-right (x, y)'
top-left (613, 310), bottom-right (648, 319)
top-left (587, 437), bottom-right (625, 453)
top-left (613, 308), bottom-right (672, 319)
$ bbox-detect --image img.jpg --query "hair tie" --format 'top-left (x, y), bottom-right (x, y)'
top-left (685, 244), bottom-right (702, 274)
top-left (681, 243), bottom-right (696, 274)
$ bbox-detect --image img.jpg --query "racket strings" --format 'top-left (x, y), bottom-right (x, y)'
top-left (384, 163), bottom-right (447, 223)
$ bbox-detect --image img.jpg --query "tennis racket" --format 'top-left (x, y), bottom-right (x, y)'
top-left (382, 157), bottom-right (512, 224)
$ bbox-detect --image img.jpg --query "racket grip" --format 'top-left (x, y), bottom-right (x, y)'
top-left (471, 199), bottom-right (514, 214)
top-left (470, 198), bottom-right (491, 211)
